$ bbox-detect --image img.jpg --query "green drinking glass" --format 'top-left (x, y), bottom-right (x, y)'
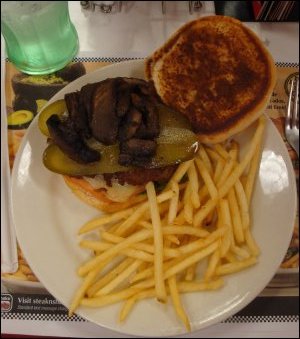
top-left (1, 1), bottom-right (79, 75)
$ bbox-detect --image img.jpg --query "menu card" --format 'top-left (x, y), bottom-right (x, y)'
top-left (1, 58), bottom-right (299, 337)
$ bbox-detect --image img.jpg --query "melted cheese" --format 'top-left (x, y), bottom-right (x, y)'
top-left (83, 175), bottom-right (140, 203)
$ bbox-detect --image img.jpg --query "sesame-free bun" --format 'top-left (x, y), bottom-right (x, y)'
top-left (146, 16), bottom-right (276, 144)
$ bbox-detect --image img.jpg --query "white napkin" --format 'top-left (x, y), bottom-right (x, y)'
top-left (1, 36), bottom-right (18, 274)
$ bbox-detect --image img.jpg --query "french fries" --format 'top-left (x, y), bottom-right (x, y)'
top-left (2, 246), bottom-right (39, 282)
top-left (69, 117), bottom-right (266, 331)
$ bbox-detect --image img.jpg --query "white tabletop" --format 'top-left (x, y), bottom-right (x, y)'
top-left (69, 1), bottom-right (299, 63)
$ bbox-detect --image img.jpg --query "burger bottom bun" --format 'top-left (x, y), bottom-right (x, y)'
top-left (63, 175), bottom-right (146, 213)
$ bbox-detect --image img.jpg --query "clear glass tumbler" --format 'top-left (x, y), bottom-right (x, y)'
top-left (1, 1), bottom-right (79, 75)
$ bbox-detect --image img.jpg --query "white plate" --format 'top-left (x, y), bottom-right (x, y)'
top-left (11, 60), bottom-right (297, 337)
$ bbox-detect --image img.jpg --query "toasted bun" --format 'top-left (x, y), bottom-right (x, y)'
top-left (63, 175), bottom-right (146, 213)
top-left (146, 16), bottom-right (276, 144)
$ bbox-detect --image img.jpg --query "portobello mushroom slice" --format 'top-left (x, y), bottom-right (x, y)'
top-left (46, 114), bottom-right (100, 164)
top-left (90, 79), bottom-right (119, 145)
top-left (65, 91), bottom-right (90, 138)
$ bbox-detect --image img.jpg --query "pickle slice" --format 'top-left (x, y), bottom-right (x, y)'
top-left (43, 126), bottom-right (198, 175)
top-left (150, 127), bottom-right (198, 168)
top-left (38, 99), bottom-right (67, 137)
top-left (157, 104), bottom-right (192, 130)
top-left (43, 143), bottom-right (130, 176)
top-left (42, 99), bottom-right (199, 175)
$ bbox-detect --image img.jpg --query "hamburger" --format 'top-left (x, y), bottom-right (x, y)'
top-left (40, 77), bottom-right (198, 212)
top-left (39, 16), bottom-right (276, 212)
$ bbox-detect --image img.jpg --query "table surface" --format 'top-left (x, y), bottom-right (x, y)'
top-left (68, 1), bottom-right (299, 62)
top-left (2, 1), bottom-right (299, 338)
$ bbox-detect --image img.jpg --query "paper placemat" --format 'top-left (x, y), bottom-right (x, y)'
top-left (1, 59), bottom-right (299, 338)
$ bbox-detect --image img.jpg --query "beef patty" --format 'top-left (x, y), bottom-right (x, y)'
top-left (103, 165), bottom-right (177, 186)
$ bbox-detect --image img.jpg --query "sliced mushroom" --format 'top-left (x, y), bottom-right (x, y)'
top-left (46, 114), bottom-right (100, 164)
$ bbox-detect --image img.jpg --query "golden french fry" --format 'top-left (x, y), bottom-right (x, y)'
top-left (120, 289), bottom-right (157, 322)
top-left (213, 158), bottom-right (225, 184)
top-left (81, 287), bottom-right (141, 308)
top-left (193, 198), bottom-right (218, 227)
top-left (245, 143), bottom-right (262, 204)
top-left (173, 210), bottom-right (186, 225)
top-left (198, 144), bottom-right (213, 174)
top-left (245, 229), bottom-right (260, 256)
top-left (87, 258), bottom-right (134, 297)
top-left (183, 202), bottom-right (193, 225)
top-left (18, 259), bottom-right (28, 266)
top-left (146, 182), bottom-right (167, 303)
top-left (163, 226), bottom-right (209, 238)
top-left (3, 271), bottom-right (27, 281)
top-left (195, 158), bottom-right (218, 199)
top-left (19, 264), bottom-right (33, 275)
top-left (215, 257), bottom-right (257, 276)
top-left (185, 263), bottom-right (197, 281)
top-left (168, 181), bottom-right (180, 224)
top-left (27, 274), bottom-right (39, 282)
top-left (130, 266), bottom-right (154, 284)
top-left (80, 240), bottom-right (111, 251)
top-left (137, 261), bottom-right (149, 273)
top-left (78, 207), bottom-right (135, 235)
top-left (213, 144), bottom-right (229, 160)
top-left (234, 179), bottom-right (250, 230)
top-left (168, 275), bottom-right (191, 331)
top-left (168, 160), bottom-right (193, 185)
top-left (188, 162), bottom-right (200, 209)
top-left (114, 204), bottom-right (149, 236)
top-left (227, 188), bottom-right (244, 244)
top-left (95, 260), bottom-right (142, 296)
top-left (228, 140), bottom-right (239, 161)
top-left (281, 254), bottom-right (299, 268)
top-left (204, 248), bottom-right (220, 281)
top-left (224, 251), bottom-right (238, 263)
top-left (138, 220), bottom-right (152, 229)
top-left (231, 245), bottom-right (250, 260)
top-left (166, 235), bottom-right (180, 245)
top-left (69, 267), bottom-right (99, 316)
top-left (115, 247), bottom-right (152, 263)
top-left (178, 279), bottom-right (224, 292)
top-left (216, 158), bottom-right (235, 188)
top-left (183, 183), bottom-right (193, 224)
top-left (240, 175), bottom-right (248, 189)
top-left (219, 199), bottom-right (233, 257)
top-left (119, 296), bottom-right (138, 323)
top-left (205, 147), bottom-right (223, 162)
